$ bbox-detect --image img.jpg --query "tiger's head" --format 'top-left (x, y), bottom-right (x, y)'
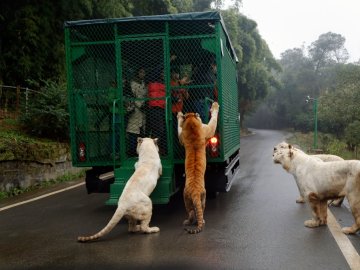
top-left (179, 113), bottom-right (205, 144)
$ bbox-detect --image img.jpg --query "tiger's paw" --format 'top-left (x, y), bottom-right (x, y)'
top-left (142, 226), bottom-right (160, 233)
top-left (304, 219), bottom-right (320, 228)
top-left (177, 111), bottom-right (184, 120)
top-left (211, 102), bottom-right (219, 112)
top-left (296, 196), bottom-right (305, 203)
top-left (183, 219), bottom-right (196, 226)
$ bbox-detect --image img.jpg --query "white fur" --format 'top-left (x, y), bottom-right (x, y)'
top-left (273, 142), bottom-right (344, 205)
top-left (78, 138), bottom-right (162, 242)
top-left (273, 142), bottom-right (360, 234)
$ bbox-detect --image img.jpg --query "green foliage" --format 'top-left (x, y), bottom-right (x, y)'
top-left (251, 32), bottom-right (359, 137)
top-left (318, 64), bottom-right (360, 136)
top-left (1, 0), bottom-right (275, 132)
top-left (19, 80), bottom-right (69, 140)
top-left (0, 129), bottom-right (70, 161)
top-left (288, 131), bottom-right (354, 159)
top-left (323, 138), bottom-right (349, 158)
top-left (308, 32), bottom-right (349, 71)
top-left (344, 120), bottom-right (360, 150)
top-left (171, 0), bottom-right (194, 13)
top-left (221, 8), bottom-right (281, 128)
top-left (192, 0), bottom-right (213, 11)
top-left (0, 0), bottom-right (133, 86)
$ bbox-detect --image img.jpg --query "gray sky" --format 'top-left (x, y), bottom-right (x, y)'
top-left (225, 0), bottom-right (360, 62)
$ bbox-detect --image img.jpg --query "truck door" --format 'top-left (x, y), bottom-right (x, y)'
top-left (117, 37), bottom-right (170, 159)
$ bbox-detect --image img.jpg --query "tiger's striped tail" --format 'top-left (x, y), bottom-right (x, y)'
top-left (77, 206), bottom-right (126, 243)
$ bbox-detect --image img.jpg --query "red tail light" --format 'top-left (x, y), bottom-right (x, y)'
top-left (210, 137), bottom-right (218, 145)
top-left (79, 142), bottom-right (86, 162)
top-left (208, 135), bottom-right (219, 157)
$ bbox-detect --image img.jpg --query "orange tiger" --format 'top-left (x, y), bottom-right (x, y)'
top-left (177, 102), bottom-right (219, 233)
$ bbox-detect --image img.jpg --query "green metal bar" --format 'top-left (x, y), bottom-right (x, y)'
top-left (116, 33), bottom-right (166, 39)
top-left (71, 41), bottom-right (115, 46)
top-left (171, 83), bottom-right (214, 90)
top-left (112, 98), bottom-right (121, 166)
top-left (119, 35), bottom-right (165, 42)
top-left (64, 28), bottom-right (78, 164)
top-left (164, 23), bottom-right (172, 158)
top-left (169, 34), bottom-right (215, 40)
top-left (115, 24), bottom-right (125, 165)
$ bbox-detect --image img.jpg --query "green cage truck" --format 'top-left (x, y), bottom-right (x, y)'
top-left (64, 11), bottom-right (240, 205)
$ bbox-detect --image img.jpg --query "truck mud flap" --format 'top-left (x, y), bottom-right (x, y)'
top-left (85, 167), bottom-right (114, 193)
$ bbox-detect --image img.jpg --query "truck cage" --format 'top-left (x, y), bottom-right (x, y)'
top-left (64, 11), bottom-right (240, 204)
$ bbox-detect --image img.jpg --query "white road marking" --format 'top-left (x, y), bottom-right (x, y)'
top-left (0, 182), bottom-right (85, 212)
top-left (327, 209), bottom-right (360, 270)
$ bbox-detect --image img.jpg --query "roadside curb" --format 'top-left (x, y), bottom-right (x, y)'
top-left (0, 177), bottom-right (84, 209)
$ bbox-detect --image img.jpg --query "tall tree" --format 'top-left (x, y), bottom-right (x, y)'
top-left (308, 32), bottom-right (349, 73)
top-left (318, 64), bottom-right (360, 137)
top-left (0, 0), bottom-right (132, 86)
top-left (192, 0), bottom-right (213, 11)
top-left (249, 32), bottom-right (356, 135)
top-left (221, 8), bottom-right (281, 129)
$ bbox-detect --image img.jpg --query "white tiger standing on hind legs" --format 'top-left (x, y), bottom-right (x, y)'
top-left (78, 137), bottom-right (162, 242)
top-left (274, 142), bottom-right (344, 206)
top-left (272, 142), bottom-right (360, 234)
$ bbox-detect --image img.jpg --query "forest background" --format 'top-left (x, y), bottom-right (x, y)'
top-left (1, 0), bottom-right (360, 155)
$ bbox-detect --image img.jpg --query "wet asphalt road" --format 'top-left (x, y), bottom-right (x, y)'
top-left (0, 129), bottom-right (359, 270)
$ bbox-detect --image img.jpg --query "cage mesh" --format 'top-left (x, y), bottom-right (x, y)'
top-left (65, 14), bottom-right (239, 167)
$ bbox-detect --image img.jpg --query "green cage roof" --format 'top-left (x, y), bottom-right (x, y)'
top-left (64, 11), bottom-right (238, 62)
top-left (65, 11), bottom-right (221, 27)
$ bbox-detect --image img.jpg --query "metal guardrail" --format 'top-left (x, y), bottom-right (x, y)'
top-left (0, 85), bottom-right (41, 119)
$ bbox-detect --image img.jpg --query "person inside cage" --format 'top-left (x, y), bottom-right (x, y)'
top-left (170, 68), bottom-right (191, 157)
top-left (126, 67), bottom-right (147, 156)
top-left (171, 68), bottom-right (190, 114)
top-left (147, 69), bottom-right (167, 155)
top-left (186, 57), bottom-right (217, 121)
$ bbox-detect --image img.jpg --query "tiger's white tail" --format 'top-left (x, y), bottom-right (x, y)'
top-left (77, 206), bottom-right (126, 242)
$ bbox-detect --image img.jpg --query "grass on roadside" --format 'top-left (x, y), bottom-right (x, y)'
top-left (0, 117), bottom-right (83, 201)
top-left (0, 170), bottom-right (86, 201)
top-left (287, 131), bottom-right (356, 159)
top-left (0, 117), bottom-right (70, 162)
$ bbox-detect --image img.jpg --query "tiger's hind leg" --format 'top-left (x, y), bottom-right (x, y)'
top-left (342, 189), bottom-right (360, 234)
top-left (185, 193), bottom-right (205, 234)
top-left (200, 190), bottom-right (206, 225)
top-left (133, 195), bottom-right (160, 234)
top-left (183, 193), bottom-right (196, 225)
top-left (127, 217), bottom-right (141, 233)
top-left (139, 213), bottom-right (160, 234)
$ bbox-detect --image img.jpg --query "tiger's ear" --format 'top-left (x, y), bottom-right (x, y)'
top-left (180, 114), bottom-right (185, 127)
top-left (137, 137), bottom-right (143, 144)
top-left (195, 113), bottom-right (200, 119)
top-left (153, 138), bottom-right (158, 145)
